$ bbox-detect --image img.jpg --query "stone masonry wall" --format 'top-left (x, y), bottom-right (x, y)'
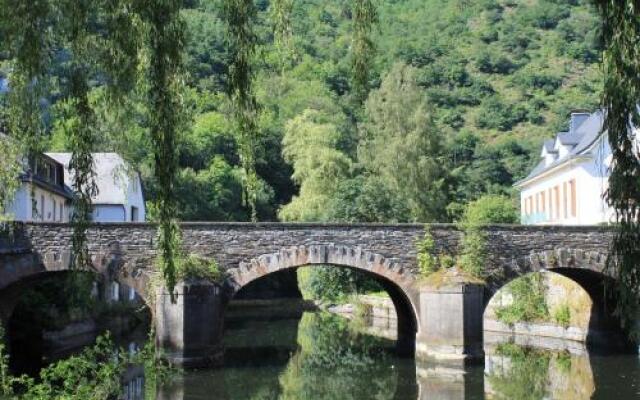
top-left (0, 222), bottom-right (615, 295)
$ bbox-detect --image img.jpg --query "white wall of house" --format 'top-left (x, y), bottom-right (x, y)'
top-left (93, 204), bottom-right (126, 222)
top-left (5, 184), bottom-right (70, 222)
top-left (92, 174), bottom-right (145, 222)
top-left (520, 137), bottom-right (613, 225)
top-left (123, 174), bottom-right (145, 222)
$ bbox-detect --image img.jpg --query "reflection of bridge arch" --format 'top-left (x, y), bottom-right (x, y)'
top-left (225, 244), bottom-right (419, 354)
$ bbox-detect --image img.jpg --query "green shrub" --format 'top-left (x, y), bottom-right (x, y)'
top-left (417, 229), bottom-right (438, 277)
top-left (476, 97), bottom-right (528, 131)
top-left (496, 273), bottom-right (549, 325)
top-left (553, 303), bottom-right (571, 327)
top-left (354, 300), bottom-right (372, 319)
top-left (438, 253), bottom-right (456, 269)
top-left (458, 229), bottom-right (487, 278)
top-left (177, 254), bottom-right (225, 283)
top-left (456, 194), bottom-right (517, 280)
top-left (475, 50), bottom-right (517, 74)
top-left (461, 194), bottom-right (519, 226)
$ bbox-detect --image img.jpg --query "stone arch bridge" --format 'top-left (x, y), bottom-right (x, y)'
top-left (0, 222), bottom-right (620, 366)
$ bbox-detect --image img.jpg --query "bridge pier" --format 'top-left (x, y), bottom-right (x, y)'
top-left (415, 282), bottom-right (484, 363)
top-left (155, 282), bottom-right (224, 368)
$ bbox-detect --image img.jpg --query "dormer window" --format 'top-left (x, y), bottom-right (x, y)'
top-left (541, 139), bottom-right (557, 166)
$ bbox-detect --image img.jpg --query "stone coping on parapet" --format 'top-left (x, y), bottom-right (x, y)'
top-left (5, 221), bottom-right (617, 232)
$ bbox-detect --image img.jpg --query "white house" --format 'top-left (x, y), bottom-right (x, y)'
top-left (515, 110), bottom-right (614, 225)
top-left (3, 136), bottom-right (74, 222)
top-left (46, 153), bottom-right (146, 222)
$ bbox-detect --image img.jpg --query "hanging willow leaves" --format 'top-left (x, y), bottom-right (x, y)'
top-left (59, 0), bottom-right (99, 269)
top-left (223, 0), bottom-right (260, 222)
top-left (594, 0), bottom-right (640, 337)
top-left (271, 0), bottom-right (295, 73)
top-left (351, 0), bottom-right (378, 105)
top-left (138, 0), bottom-right (185, 299)
top-left (0, 0), bottom-right (52, 154)
top-left (1, 0), bottom-right (142, 270)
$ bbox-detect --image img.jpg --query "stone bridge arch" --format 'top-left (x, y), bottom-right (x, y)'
top-left (485, 247), bottom-right (631, 350)
top-left (0, 243), bottom-right (153, 325)
top-left (224, 244), bottom-right (420, 355)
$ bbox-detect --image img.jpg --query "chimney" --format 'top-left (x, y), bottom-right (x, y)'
top-left (569, 110), bottom-right (591, 134)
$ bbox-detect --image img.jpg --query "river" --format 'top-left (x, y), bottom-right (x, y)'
top-left (12, 303), bottom-right (640, 399)
top-left (151, 306), bottom-right (640, 400)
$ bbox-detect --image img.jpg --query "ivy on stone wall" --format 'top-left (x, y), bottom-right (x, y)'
top-left (594, 0), bottom-right (640, 338)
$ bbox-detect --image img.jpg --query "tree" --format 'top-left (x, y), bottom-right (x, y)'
top-left (359, 62), bottom-right (451, 222)
top-left (279, 109), bottom-right (352, 222)
top-left (461, 194), bottom-right (519, 225)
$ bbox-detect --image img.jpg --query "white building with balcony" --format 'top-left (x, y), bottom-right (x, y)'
top-left (515, 110), bottom-right (614, 225)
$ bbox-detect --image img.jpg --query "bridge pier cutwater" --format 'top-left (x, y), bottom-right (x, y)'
top-left (0, 222), bottom-right (635, 367)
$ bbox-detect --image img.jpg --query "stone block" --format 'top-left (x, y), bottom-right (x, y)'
top-left (416, 283), bottom-right (484, 362)
top-left (155, 282), bottom-right (224, 368)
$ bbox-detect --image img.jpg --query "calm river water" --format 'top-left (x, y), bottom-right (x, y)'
top-left (149, 307), bottom-right (640, 400)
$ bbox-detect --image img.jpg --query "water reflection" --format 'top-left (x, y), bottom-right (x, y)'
top-left (154, 308), bottom-right (640, 400)
top-left (485, 342), bottom-right (594, 399)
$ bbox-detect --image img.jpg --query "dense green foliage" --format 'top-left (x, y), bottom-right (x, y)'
top-left (461, 194), bottom-right (519, 225)
top-left (0, 0), bottom-right (607, 301)
top-left (0, 331), bottom-right (170, 399)
top-left (177, 254), bottom-right (225, 282)
top-left (297, 266), bottom-right (381, 302)
top-left (595, 0), bottom-right (640, 339)
top-left (0, 0), bottom-right (604, 225)
top-left (496, 273), bottom-right (549, 325)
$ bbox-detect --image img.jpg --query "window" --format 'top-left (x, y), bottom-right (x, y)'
top-left (53, 200), bottom-right (56, 221)
top-left (547, 188), bottom-right (553, 220)
top-left (59, 203), bottom-right (64, 221)
top-left (553, 185), bottom-right (560, 219)
top-left (40, 195), bottom-right (45, 221)
top-left (48, 162), bottom-right (55, 183)
top-left (569, 179), bottom-right (577, 217)
top-left (131, 206), bottom-right (139, 222)
top-left (563, 182), bottom-right (568, 219)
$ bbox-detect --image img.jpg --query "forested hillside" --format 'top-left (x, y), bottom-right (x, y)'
top-left (0, 0), bottom-right (603, 223)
